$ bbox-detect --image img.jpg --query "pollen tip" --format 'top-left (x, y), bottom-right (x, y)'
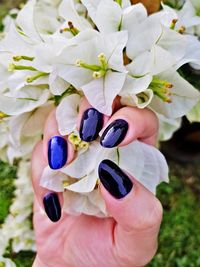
top-left (8, 63), bottom-right (15, 72)
top-left (166, 83), bottom-right (173, 89)
top-left (172, 19), bottom-right (178, 24)
top-left (13, 55), bottom-right (21, 61)
top-left (166, 98), bottom-right (172, 103)
top-left (26, 77), bottom-right (32, 83)
top-left (75, 59), bottom-right (82, 67)
top-left (68, 21), bottom-right (73, 29)
top-left (93, 71), bottom-right (101, 79)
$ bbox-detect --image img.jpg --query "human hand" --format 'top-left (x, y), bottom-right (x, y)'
top-left (32, 98), bottom-right (163, 267)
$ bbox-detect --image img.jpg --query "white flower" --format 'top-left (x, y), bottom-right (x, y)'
top-left (126, 16), bottom-right (187, 75)
top-left (57, 30), bottom-right (128, 115)
top-left (7, 103), bottom-right (53, 163)
top-left (149, 69), bottom-right (200, 118)
top-left (59, 0), bottom-right (92, 32)
top-left (82, 0), bottom-right (147, 35)
top-left (56, 93), bottom-right (82, 135)
top-left (16, 0), bottom-right (61, 42)
top-left (176, 35), bottom-right (200, 69)
top-left (161, 0), bottom-right (200, 34)
top-left (0, 86), bottom-right (50, 116)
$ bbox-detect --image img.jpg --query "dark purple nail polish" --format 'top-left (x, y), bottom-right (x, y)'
top-left (100, 119), bottom-right (128, 148)
top-left (98, 159), bottom-right (133, 199)
top-left (48, 136), bottom-right (68, 170)
top-left (80, 108), bottom-right (103, 142)
top-left (43, 193), bottom-right (61, 222)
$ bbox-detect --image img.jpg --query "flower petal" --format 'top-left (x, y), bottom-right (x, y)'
top-left (82, 71), bottom-right (127, 115)
top-left (61, 142), bottom-right (102, 178)
top-left (95, 0), bottom-right (122, 33)
top-left (122, 4), bottom-right (147, 34)
top-left (40, 166), bottom-right (67, 192)
top-left (64, 171), bottom-right (97, 193)
top-left (16, 0), bottom-right (42, 42)
top-left (63, 190), bottom-right (107, 217)
top-left (59, 0), bottom-right (92, 31)
top-left (118, 140), bottom-right (169, 194)
top-left (150, 70), bottom-right (200, 118)
top-left (0, 88), bottom-right (49, 116)
top-left (157, 114), bottom-right (182, 141)
top-left (49, 70), bottom-right (70, 95)
top-left (56, 94), bottom-right (81, 135)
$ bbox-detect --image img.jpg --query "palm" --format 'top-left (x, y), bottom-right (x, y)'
top-left (34, 200), bottom-right (116, 267)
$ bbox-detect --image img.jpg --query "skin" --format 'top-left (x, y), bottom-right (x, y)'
top-left (32, 98), bottom-right (163, 267)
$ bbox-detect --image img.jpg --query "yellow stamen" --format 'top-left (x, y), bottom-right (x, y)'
top-left (177, 26), bottom-right (186, 34)
top-left (170, 19), bottom-right (178, 30)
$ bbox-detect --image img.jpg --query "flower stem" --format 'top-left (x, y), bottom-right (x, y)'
top-left (26, 72), bottom-right (48, 83)
top-left (8, 63), bottom-right (37, 72)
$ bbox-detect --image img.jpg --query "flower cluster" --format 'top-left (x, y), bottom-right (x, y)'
top-left (0, 0), bottom-right (200, 213)
top-left (0, 0), bottom-right (200, 262)
top-left (0, 160), bottom-right (35, 267)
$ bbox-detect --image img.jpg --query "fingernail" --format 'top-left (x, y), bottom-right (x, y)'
top-left (98, 159), bottom-right (133, 199)
top-left (43, 193), bottom-right (61, 222)
top-left (80, 108), bottom-right (103, 142)
top-left (100, 119), bottom-right (128, 148)
top-left (48, 136), bottom-right (68, 170)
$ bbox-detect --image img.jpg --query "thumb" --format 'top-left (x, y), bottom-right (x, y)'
top-left (98, 159), bottom-right (162, 267)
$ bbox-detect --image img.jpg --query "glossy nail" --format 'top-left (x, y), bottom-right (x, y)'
top-left (100, 119), bottom-right (129, 148)
top-left (80, 108), bottom-right (103, 142)
top-left (98, 159), bottom-right (133, 199)
top-left (43, 193), bottom-right (61, 222)
top-left (48, 136), bottom-right (68, 170)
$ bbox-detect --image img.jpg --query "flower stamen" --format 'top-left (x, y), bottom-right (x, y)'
top-left (76, 60), bottom-right (101, 71)
top-left (0, 112), bottom-right (9, 119)
top-left (60, 21), bottom-right (80, 36)
top-left (93, 69), bottom-right (106, 79)
top-left (149, 77), bottom-right (173, 103)
top-left (68, 131), bottom-right (89, 151)
top-left (8, 63), bottom-right (37, 72)
top-left (170, 19), bottom-right (178, 30)
top-left (115, 0), bottom-right (122, 7)
top-left (26, 72), bottom-right (48, 83)
top-left (76, 53), bottom-right (108, 79)
top-left (13, 55), bottom-right (34, 62)
top-left (177, 26), bottom-right (186, 34)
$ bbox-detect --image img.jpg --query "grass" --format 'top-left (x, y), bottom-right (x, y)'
top-left (0, 159), bottom-right (200, 267)
top-left (150, 161), bottom-right (200, 267)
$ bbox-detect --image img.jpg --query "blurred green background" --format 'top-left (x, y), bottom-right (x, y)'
top-left (0, 1), bottom-right (200, 266)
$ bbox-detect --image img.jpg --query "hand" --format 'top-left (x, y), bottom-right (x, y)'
top-left (32, 98), bottom-right (162, 267)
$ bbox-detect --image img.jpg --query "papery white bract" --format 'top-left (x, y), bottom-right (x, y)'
top-left (57, 30), bottom-right (128, 115)
top-left (0, 0), bottom-right (200, 260)
top-left (56, 93), bottom-right (82, 135)
top-left (161, 0), bottom-right (200, 34)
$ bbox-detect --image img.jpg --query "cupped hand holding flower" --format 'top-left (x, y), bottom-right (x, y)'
top-left (32, 98), bottom-right (164, 267)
